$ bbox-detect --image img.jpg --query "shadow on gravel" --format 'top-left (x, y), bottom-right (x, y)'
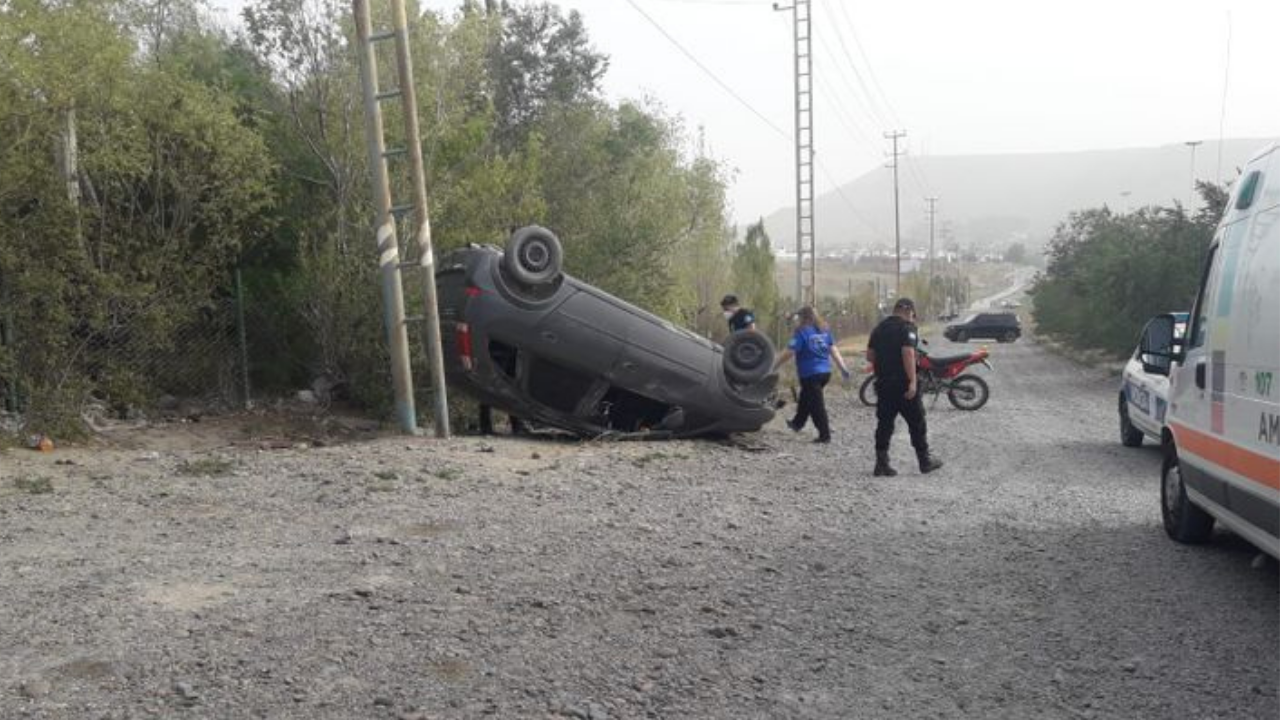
top-left (752, 509), bottom-right (1278, 719)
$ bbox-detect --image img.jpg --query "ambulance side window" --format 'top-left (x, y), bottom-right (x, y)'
top-left (1188, 244), bottom-right (1220, 350)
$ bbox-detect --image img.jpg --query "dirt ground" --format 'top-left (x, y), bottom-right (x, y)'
top-left (1, 337), bottom-right (1276, 720)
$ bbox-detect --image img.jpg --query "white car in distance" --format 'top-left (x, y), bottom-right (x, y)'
top-left (1119, 312), bottom-right (1188, 447)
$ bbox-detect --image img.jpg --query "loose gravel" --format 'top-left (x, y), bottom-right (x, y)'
top-left (1, 338), bottom-right (1276, 719)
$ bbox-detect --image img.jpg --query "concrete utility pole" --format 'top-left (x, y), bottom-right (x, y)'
top-left (774, 0), bottom-right (814, 307)
top-left (884, 130), bottom-right (906, 296)
top-left (353, 0), bottom-right (451, 437)
top-left (391, 0), bottom-right (451, 438)
top-left (1184, 140), bottom-right (1202, 209)
top-left (925, 195), bottom-right (938, 313)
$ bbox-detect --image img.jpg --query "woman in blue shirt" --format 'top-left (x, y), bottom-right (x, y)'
top-left (772, 306), bottom-right (851, 443)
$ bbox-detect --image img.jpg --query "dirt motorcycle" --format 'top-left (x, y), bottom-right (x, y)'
top-left (858, 343), bottom-right (992, 410)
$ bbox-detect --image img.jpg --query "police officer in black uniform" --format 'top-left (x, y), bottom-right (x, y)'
top-left (866, 297), bottom-right (943, 476)
top-left (721, 294), bottom-right (756, 333)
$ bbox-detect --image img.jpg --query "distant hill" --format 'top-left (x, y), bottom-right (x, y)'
top-left (759, 139), bottom-right (1271, 255)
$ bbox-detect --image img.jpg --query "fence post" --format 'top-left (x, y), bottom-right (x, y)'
top-left (0, 270), bottom-right (15, 413)
top-left (234, 268), bottom-right (251, 409)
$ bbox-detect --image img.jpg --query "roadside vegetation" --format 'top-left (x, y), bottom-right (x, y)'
top-left (0, 0), bottom-right (780, 435)
top-left (1029, 183), bottom-right (1228, 356)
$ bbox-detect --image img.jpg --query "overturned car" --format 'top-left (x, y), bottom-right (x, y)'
top-left (435, 226), bottom-right (778, 438)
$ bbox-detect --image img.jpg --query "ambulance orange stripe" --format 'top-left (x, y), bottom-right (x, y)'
top-left (1169, 421), bottom-right (1280, 491)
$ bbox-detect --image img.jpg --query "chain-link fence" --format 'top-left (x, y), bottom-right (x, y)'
top-left (0, 276), bottom-right (251, 431)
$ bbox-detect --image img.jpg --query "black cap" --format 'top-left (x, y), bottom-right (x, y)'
top-left (893, 297), bottom-right (916, 311)
top-left (720, 294), bottom-right (739, 307)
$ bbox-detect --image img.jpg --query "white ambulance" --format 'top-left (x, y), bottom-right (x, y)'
top-left (1151, 141), bottom-right (1280, 558)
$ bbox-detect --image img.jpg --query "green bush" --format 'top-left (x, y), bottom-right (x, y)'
top-left (1030, 183), bottom-right (1228, 355)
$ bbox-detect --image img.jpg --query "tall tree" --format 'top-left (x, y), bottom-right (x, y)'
top-left (731, 219), bottom-right (779, 337)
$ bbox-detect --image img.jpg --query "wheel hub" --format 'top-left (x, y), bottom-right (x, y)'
top-left (732, 343), bottom-right (763, 368)
top-left (522, 241), bottom-right (550, 271)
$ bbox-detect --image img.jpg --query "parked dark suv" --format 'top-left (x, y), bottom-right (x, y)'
top-left (943, 312), bottom-right (1021, 343)
top-left (435, 226), bottom-right (778, 438)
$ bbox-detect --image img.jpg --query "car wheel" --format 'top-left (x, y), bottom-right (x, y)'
top-left (503, 225), bottom-right (563, 286)
top-left (956, 330), bottom-right (968, 343)
top-left (1119, 395), bottom-right (1144, 447)
top-left (946, 374), bottom-right (989, 410)
top-left (1003, 330), bottom-right (1018, 343)
top-left (859, 376), bottom-right (877, 406)
top-left (1161, 447), bottom-right (1214, 544)
top-left (723, 330), bottom-right (775, 385)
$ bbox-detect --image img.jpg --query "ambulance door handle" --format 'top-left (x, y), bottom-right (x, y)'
top-left (1194, 360), bottom-right (1206, 390)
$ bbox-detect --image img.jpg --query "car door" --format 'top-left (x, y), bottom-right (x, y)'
top-left (974, 314), bottom-right (994, 339)
top-left (1130, 314), bottom-right (1179, 437)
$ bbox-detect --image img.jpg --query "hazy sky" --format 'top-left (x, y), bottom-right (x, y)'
top-left (212, 0), bottom-right (1280, 225)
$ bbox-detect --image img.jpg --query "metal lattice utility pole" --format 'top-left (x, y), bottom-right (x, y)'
top-left (885, 130), bottom-right (906, 296)
top-left (353, 0), bottom-right (450, 437)
top-left (774, 0), bottom-right (814, 307)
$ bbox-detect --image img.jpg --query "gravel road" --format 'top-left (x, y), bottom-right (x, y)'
top-left (1, 337), bottom-right (1276, 720)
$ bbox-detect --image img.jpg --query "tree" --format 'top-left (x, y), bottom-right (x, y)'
top-left (486, 2), bottom-right (607, 149)
top-left (1004, 242), bottom-right (1027, 265)
top-left (1029, 182), bottom-right (1225, 355)
top-left (0, 0), bottom-right (273, 432)
top-left (731, 219), bottom-right (779, 339)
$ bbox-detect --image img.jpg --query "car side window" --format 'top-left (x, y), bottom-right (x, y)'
top-left (1141, 317), bottom-right (1174, 373)
top-left (1235, 170), bottom-right (1263, 210)
top-left (1188, 244), bottom-right (1220, 350)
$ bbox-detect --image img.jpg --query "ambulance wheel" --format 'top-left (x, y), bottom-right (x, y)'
top-left (1161, 447), bottom-right (1214, 544)
top-left (1119, 395), bottom-right (1144, 447)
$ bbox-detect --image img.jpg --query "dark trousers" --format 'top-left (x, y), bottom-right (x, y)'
top-left (792, 372), bottom-right (831, 439)
top-left (875, 383), bottom-right (928, 453)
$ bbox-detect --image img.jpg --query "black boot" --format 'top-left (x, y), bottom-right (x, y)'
top-left (916, 448), bottom-right (943, 474)
top-left (873, 450), bottom-right (897, 477)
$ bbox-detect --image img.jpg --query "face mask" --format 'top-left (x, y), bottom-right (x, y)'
top-left (723, 310), bottom-right (735, 319)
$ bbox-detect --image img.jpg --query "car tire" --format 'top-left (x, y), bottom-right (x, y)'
top-left (1161, 446), bottom-right (1214, 544)
top-left (1119, 395), bottom-right (1144, 447)
top-left (859, 376), bottom-right (877, 406)
top-left (503, 225), bottom-right (563, 286)
top-left (723, 330), bottom-right (775, 385)
top-left (946, 374), bottom-right (989, 410)
top-left (955, 330), bottom-right (968, 343)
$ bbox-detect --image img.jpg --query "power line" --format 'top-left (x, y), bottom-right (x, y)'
top-left (824, 1), bottom-right (936, 200)
top-left (810, 63), bottom-right (879, 156)
top-left (816, 158), bottom-right (886, 240)
top-left (1217, 10), bottom-right (1232, 182)
top-left (628, 0), bottom-right (884, 244)
top-left (829, 0), bottom-right (904, 128)
top-left (623, 0), bottom-right (791, 141)
top-left (813, 1), bottom-right (893, 130)
top-left (810, 21), bottom-right (887, 136)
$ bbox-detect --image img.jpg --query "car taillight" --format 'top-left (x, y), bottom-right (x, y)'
top-left (456, 322), bottom-right (474, 370)
top-left (464, 285), bottom-right (482, 298)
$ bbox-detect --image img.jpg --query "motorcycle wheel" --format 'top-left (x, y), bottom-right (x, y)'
top-left (946, 374), bottom-right (990, 411)
top-left (859, 376), bottom-right (877, 406)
